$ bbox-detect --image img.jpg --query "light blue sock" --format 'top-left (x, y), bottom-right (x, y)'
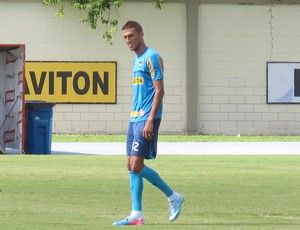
top-left (129, 171), bottom-right (143, 211)
top-left (140, 165), bottom-right (174, 197)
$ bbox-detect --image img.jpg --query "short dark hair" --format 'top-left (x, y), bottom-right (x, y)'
top-left (122, 20), bottom-right (143, 33)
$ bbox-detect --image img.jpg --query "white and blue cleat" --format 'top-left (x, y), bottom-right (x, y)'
top-left (169, 193), bottom-right (184, 222)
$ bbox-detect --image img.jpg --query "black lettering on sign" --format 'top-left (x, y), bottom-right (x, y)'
top-left (28, 71), bottom-right (46, 95)
top-left (25, 69), bottom-right (112, 97)
top-left (25, 77), bottom-right (29, 94)
top-left (57, 71), bottom-right (72, 94)
top-left (93, 71), bottom-right (109, 95)
top-left (294, 69), bottom-right (300, 97)
top-left (73, 71), bottom-right (90, 95)
top-left (49, 71), bottom-right (55, 95)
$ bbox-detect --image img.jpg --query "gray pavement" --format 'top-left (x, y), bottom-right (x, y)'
top-left (5, 142), bottom-right (300, 155)
top-left (50, 142), bottom-right (300, 155)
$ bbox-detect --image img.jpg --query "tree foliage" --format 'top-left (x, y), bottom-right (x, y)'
top-left (43, 0), bottom-right (163, 44)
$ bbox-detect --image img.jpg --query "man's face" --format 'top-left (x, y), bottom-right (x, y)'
top-left (123, 28), bottom-right (143, 52)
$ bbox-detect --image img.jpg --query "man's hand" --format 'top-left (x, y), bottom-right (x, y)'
top-left (143, 119), bottom-right (154, 140)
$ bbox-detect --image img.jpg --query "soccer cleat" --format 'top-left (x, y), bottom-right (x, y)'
top-left (112, 216), bottom-right (144, 226)
top-left (169, 193), bottom-right (184, 222)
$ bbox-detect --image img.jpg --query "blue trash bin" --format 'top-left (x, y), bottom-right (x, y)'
top-left (25, 100), bottom-right (55, 154)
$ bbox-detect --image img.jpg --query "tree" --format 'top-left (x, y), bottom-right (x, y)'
top-left (43, 0), bottom-right (163, 44)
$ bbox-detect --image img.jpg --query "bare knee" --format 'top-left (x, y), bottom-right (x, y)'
top-left (131, 162), bottom-right (144, 174)
top-left (127, 156), bottom-right (145, 174)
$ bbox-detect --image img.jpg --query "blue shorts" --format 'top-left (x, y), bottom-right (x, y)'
top-left (126, 119), bottom-right (161, 159)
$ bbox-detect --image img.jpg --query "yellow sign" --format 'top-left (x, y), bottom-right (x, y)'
top-left (25, 62), bottom-right (117, 103)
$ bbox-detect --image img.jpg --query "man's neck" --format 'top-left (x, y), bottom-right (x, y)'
top-left (135, 44), bottom-right (147, 56)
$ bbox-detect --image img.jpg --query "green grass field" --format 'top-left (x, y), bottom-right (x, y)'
top-left (1, 155), bottom-right (300, 229)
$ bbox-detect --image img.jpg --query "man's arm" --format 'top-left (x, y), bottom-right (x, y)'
top-left (143, 79), bottom-right (164, 140)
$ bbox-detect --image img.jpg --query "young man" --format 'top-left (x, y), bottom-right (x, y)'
top-left (112, 20), bottom-right (184, 226)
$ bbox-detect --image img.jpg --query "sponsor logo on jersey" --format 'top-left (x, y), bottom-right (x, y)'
top-left (131, 110), bottom-right (145, 117)
top-left (132, 77), bottom-right (144, 85)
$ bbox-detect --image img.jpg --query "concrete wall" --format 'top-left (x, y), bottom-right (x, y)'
top-left (198, 4), bottom-right (300, 135)
top-left (0, 0), bottom-right (187, 134)
top-left (2, 0), bottom-right (300, 135)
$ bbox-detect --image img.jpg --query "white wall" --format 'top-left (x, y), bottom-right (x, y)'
top-left (198, 4), bottom-right (300, 135)
top-left (3, 1), bottom-right (300, 135)
top-left (0, 1), bottom-right (187, 134)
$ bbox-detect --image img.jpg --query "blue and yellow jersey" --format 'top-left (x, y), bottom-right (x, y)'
top-left (130, 47), bottom-right (164, 122)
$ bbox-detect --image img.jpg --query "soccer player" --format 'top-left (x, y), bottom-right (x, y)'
top-left (112, 20), bottom-right (184, 226)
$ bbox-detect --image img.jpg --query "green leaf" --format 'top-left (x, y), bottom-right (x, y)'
top-left (44, 0), bottom-right (164, 44)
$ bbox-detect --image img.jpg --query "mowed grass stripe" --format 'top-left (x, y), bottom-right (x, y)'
top-left (0, 155), bottom-right (299, 230)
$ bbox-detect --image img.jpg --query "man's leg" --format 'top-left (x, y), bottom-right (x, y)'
top-left (129, 171), bottom-right (143, 215)
top-left (140, 165), bottom-right (173, 196)
top-left (140, 165), bottom-right (184, 222)
top-left (113, 124), bottom-right (145, 226)
top-left (112, 157), bottom-right (145, 226)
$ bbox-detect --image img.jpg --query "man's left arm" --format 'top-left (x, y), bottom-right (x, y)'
top-left (143, 79), bottom-right (164, 140)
